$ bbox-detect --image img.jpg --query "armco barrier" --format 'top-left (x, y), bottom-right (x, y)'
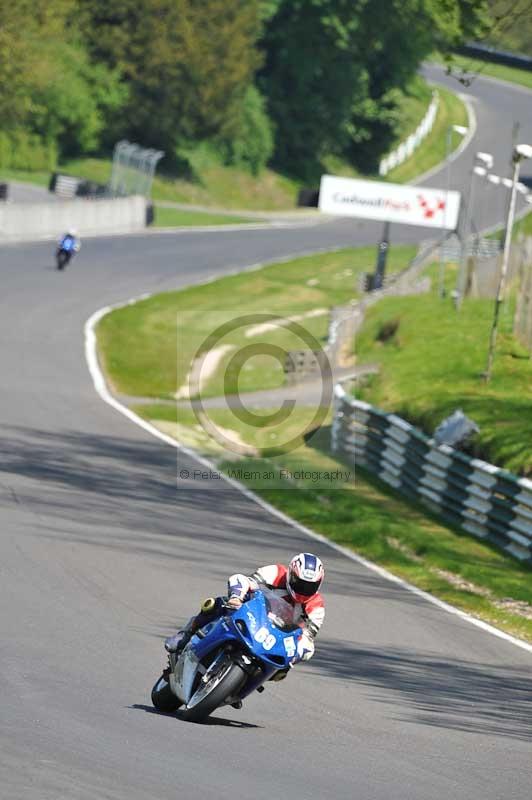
top-left (0, 195), bottom-right (147, 241)
top-left (379, 91), bottom-right (439, 176)
top-left (331, 384), bottom-right (532, 563)
top-left (457, 43), bottom-right (532, 71)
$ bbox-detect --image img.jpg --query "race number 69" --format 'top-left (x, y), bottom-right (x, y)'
top-left (254, 626), bottom-right (276, 650)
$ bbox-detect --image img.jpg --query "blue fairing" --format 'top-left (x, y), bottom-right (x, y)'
top-left (189, 590), bottom-right (301, 682)
top-left (60, 236), bottom-right (76, 252)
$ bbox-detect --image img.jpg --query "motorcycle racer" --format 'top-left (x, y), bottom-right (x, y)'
top-left (165, 553), bottom-right (325, 670)
top-left (58, 228), bottom-right (81, 253)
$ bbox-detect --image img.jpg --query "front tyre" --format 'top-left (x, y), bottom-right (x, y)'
top-left (182, 661), bottom-right (245, 723)
top-left (56, 251), bottom-right (68, 270)
top-left (151, 674), bottom-right (182, 713)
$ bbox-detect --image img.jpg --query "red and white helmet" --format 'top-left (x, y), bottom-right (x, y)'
top-left (287, 553), bottom-right (324, 603)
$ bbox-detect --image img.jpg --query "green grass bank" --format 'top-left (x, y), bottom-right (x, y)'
top-left (96, 246), bottom-right (415, 401)
top-left (355, 263), bottom-right (532, 476)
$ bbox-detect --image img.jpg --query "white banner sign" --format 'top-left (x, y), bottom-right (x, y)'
top-left (318, 174), bottom-right (461, 230)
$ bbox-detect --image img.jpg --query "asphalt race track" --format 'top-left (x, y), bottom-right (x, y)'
top-left (0, 67), bottom-right (531, 800)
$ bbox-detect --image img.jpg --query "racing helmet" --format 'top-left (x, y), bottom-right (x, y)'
top-left (67, 228), bottom-right (78, 237)
top-left (287, 553), bottom-right (324, 603)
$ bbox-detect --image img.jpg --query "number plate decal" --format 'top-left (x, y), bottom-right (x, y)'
top-left (284, 636), bottom-right (296, 658)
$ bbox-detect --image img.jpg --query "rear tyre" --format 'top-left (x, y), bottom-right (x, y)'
top-left (151, 674), bottom-right (182, 713)
top-left (182, 661), bottom-right (245, 723)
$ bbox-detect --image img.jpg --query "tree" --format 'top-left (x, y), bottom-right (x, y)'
top-left (259, 0), bottom-right (490, 179)
top-left (81, 0), bottom-right (263, 158)
top-left (484, 0), bottom-right (532, 53)
top-left (0, 0), bottom-right (125, 163)
top-left (217, 85), bottom-right (274, 174)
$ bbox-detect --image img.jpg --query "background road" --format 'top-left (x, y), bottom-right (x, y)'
top-left (0, 66), bottom-right (531, 800)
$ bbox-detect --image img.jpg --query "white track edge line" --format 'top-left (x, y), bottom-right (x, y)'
top-left (85, 290), bottom-right (532, 658)
top-left (409, 91), bottom-right (477, 185)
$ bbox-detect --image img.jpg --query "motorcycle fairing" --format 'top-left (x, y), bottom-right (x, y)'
top-left (178, 590), bottom-right (302, 696)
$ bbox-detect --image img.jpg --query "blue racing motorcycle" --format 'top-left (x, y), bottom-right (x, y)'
top-left (56, 234), bottom-right (78, 270)
top-left (151, 589), bottom-right (302, 722)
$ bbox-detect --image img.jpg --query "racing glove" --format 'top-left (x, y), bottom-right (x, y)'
top-left (296, 630), bottom-right (315, 662)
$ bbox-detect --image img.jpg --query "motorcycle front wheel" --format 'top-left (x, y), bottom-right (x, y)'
top-left (151, 674), bottom-right (182, 713)
top-left (181, 659), bottom-right (245, 723)
top-left (56, 251), bottom-right (69, 270)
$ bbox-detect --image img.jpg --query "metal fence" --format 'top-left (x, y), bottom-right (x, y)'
top-left (109, 141), bottom-right (164, 198)
top-left (331, 384), bottom-right (532, 563)
top-left (457, 43), bottom-right (532, 71)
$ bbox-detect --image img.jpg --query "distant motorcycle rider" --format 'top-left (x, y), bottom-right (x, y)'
top-left (58, 228), bottom-right (81, 253)
top-left (56, 228), bottom-right (81, 270)
top-left (165, 553), bottom-right (325, 672)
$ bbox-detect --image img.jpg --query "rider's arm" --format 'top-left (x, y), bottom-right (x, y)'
top-left (294, 598), bottom-right (324, 663)
top-left (252, 564), bottom-right (286, 588)
top-left (227, 564), bottom-right (283, 599)
top-left (300, 594), bottom-right (325, 638)
top-left (227, 573), bottom-right (254, 600)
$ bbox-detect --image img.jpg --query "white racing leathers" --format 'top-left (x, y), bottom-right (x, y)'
top-left (228, 564), bottom-right (325, 661)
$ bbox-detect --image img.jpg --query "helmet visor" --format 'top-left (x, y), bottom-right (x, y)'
top-left (289, 573), bottom-right (320, 598)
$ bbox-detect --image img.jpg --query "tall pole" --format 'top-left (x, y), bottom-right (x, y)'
top-left (500, 122), bottom-right (520, 251)
top-left (438, 127), bottom-right (453, 298)
top-left (455, 165), bottom-right (476, 309)
top-left (485, 157), bottom-right (520, 381)
top-left (373, 221), bottom-right (391, 290)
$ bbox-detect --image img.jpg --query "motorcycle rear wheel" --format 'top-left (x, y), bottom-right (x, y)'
top-left (181, 661), bottom-right (245, 723)
top-left (151, 674), bottom-right (182, 713)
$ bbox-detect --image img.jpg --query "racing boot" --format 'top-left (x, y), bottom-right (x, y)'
top-left (164, 599), bottom-right (215, 656)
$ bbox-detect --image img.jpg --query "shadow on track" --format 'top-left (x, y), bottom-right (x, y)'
top-left (0, 424), bottom-right (425, 606)
top-left (129, 704), bottom-right (261, 728)
top-left (313, 638), bottom-right (532, 742)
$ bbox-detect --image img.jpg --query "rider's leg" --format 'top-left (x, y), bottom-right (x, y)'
top-left (164, 597), bottom-right (225, 654)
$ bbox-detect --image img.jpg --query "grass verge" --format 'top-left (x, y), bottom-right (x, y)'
top-left (153, 206), bottom-right (257, 227)
top-left (0, 168), bottom-right (50, 188)
top-left (96, 246), bottom-right (415, 400)
top-left (354, 263), bottom-right (532, 475)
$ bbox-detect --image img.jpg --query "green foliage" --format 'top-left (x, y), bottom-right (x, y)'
top-left (217, 86), bottom-right (274, 175)
top-left (485, 0), bottom-right (532, 54)
top-left (0, 130), bottom-right (57, 171)
top-left (0, 0), bottom-right (491, 182)
top-left (81, 0), bottom-right (263, 159)
top-left (31, 43), bottom-right (126, 157)
top-left (0, 0), bottom-right (126, 163)
top-left (259, 0), bottom-right (489, 179)
top-left (355, 265), bottom-right (532, 476)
